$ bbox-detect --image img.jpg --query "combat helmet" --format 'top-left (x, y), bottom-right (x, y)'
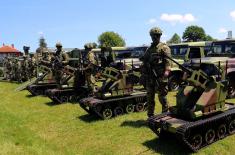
top-left (149, 27), bottom-right (163, 36)
top-left (56, 42), bottom-right (62, 47)
top-left (84, 43), bottom-right (95, 49)
top-left (23, 46), bottom-right (30, 51)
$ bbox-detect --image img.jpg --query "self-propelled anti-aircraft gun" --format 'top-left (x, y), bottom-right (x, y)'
top-left (148, 53), bottom-right (235, 152)
top-left (79, 65), bottom-right (147, 119)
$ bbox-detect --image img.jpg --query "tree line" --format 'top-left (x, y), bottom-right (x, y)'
top-left (98, 25), bottom-right (217, 46)
top-left (167, 25), bottom-right (217, 44)
top-left (39, 25), bottom-right (217, 48)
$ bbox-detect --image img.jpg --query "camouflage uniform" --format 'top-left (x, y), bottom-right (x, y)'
top-left (21, 46), bottom-right (31, 80)
top-left (12, 58), bottom-right (22, 82)
top-left (28, 56), bottom-right (36, 79)
top-left (40, 50), bottom-right (51, 66)
top-left (52, 42), bottom-right (69, 84)
top-left (3, 57), bottom-right (12, 80)
top-left (141, 27), bottom-right (171, 117)
top-left (84, 43), bottom-right (98, 91)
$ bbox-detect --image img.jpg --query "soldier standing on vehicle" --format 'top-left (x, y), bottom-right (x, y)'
top-left (52, 42), bottom-right (69, 84)
top-left (141, 27), bottom-right (171, 117)
top-left (83, 43), bottom-right (98, 92)
top-left (54, 42), bottom-right (69, 65)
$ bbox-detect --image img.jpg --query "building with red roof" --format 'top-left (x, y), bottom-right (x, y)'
top-left (0, 44), bottom-right (22, 63)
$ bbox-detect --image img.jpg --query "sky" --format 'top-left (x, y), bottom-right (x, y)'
top-left (0, 0), bottom-right (235, 52)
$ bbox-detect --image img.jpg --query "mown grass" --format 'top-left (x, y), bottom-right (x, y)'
top-left (0, 81), bottom-right (235, 155)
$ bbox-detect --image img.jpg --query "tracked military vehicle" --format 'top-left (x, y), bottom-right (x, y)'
top-left (26, 64), bottom-right (58, 95)
top-left (27, 52), bottom-right (72, 96)
top-left (148, 54), bottom-right (235, 152)
top-left (45, 65), bottom-right (90, 103)
top-left (79, 66), bottom-right (147, 119)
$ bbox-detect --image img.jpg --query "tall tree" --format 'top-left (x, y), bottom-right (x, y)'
top-left (182, 25), bottom-right (206, 42)
top-left (167, 33), bottom-right (181, 44)
top-left (98, 31), bottom-right (126, 47)
top-left (204, 35), bottom-right (216, 41)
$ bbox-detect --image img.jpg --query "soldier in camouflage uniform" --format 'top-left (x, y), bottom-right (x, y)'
top-left (28, 55), bottom-right (36, 79)
top-left (12, 58), bottom-right (22, 82)
top-left (52, 42), bottom-right (69, 84)
top-left (40, 50), bottom-right (51, 66)
top-left (141, 27), bottom-right (171, 117)
top-left (3, 57), bottom-right (13, 80)
top-left (22, 46), bottom-right (30, 80)
top-left (21, 56), bottom-right (29, 81)
top-left (83, 43), bottom-right (98, 92)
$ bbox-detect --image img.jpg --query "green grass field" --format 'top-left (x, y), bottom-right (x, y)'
top-left (1, 81), bottom-right (235, 155)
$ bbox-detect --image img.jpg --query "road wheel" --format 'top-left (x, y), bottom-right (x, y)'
top-left (60, 96), bottom-right (68, 103)
top-left (228, 119), bottom-right (235, 134)
top-left (135, 102), bottom-right (145, 112)
top-left (114, 106), bottom-right (124, 116)
top-left (189, 134), bottom-right (203, 150)
top-left (125, 104), bottom-right (135, 113)
top-left (102, 108), bottom-right (113, 119)
top-left (69, 95), bottom-right (77, 103)
top-left (217, 124), bottom-right (226, 139)
top-left (205, 129), bottom-right (215, 144)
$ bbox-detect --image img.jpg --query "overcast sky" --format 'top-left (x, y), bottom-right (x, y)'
top-left (0, 0), bottom-right (235, 52)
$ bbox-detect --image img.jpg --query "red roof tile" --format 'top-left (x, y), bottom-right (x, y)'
top-left (0, 45), bottom-right (20, 53)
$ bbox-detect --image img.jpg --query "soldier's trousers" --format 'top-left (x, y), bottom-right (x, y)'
top-left (85, 72), bottom-right (95, 92)
top-left (146, 79), bottom-right (168, 117)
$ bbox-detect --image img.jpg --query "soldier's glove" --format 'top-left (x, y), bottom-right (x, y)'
top-left (164, 67), bottom-right (171, 78)
top-left (164, 70), bottom-right (170, 78)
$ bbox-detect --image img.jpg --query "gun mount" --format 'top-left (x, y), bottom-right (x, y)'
top-left (45, 65), bottom-right (90, 104)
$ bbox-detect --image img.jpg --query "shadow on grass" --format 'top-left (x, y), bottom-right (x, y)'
top-left (78, 114), bottom-right (100, 123)
top-left (25, 94), bottom-right (36, 98)
top-left (142, 136), bottom-right (191, 155)
top-left (120, 120), bottom-right (148, 128)
top-left (45, 101), bottom-right (61, 106)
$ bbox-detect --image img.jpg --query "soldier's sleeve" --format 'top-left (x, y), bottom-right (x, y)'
top-left (161, 44), bottom-right (172, 69)
top-left (62, 53), bottom-right (69, 64)
top-left (88, 52), bottom-right (96, 64)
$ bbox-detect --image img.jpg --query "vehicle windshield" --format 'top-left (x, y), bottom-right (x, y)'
top-left (211, 44), bottom-right (223, 54)
top-left (115, 50), bottom-right (133, 59)
top-left (115, 49), bottom-right (145, 59)
top-left (209, 42), bottom-right (235, 54)
top-left (170, 45), bottom-right (188, 56)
